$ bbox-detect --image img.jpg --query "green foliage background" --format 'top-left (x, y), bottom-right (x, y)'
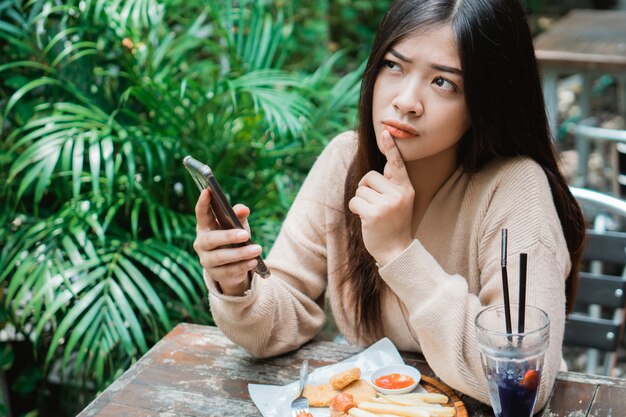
top-left (0, 0), bottom-right (392, 414)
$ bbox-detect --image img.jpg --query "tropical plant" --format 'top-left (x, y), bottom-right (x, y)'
top-left (0, 0), bottom-right (362, 411)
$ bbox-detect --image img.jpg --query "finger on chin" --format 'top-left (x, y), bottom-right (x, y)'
top-left (383, 130), bottom-right (403, 164)
top-left (382, 130), bottom-right (409, 182)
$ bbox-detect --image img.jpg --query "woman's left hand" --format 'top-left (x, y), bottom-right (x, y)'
top-left (348, 130), bottom-right (415, 266)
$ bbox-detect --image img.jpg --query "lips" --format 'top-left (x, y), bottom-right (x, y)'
top-left (381, 120), bottom-right (419, 139)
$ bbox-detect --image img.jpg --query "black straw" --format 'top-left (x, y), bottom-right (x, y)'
top-left (518, 253), bottom-right (528, 333)
top-left (501, 229), bottom-right (512, 335)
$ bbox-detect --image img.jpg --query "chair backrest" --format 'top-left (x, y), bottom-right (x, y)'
top-left (564, 188), bottom-right (626, 356)
top-left (617, 142), bottom-right (626, 197)
top-left (565, 230), bottom-right (626, 351)
top-left (571, 117), bottom-right (626, 197)
top-left (570, 186), bottom-right (626, 220)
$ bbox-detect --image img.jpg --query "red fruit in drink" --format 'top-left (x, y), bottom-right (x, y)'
top-left (520, 370), bottom-right (539, 390)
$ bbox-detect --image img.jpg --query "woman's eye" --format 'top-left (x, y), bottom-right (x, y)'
top-left (434, 77), bottom-right (456, 91)
top-left (383, 60), bottom-right (400, 72)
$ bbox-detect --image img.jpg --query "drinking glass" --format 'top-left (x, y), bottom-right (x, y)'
top-left (475, 304), bottom-right (550, 417)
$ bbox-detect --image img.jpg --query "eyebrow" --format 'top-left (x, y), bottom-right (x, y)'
top-left (389, 48), bottom-right (463, 75)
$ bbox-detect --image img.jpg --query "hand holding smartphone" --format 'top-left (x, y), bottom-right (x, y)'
top-left (183, 156), bottom-right (270, 278)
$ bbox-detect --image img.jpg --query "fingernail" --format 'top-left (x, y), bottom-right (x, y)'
top-left (247, 244), bottom-right (261, 254)
top-left (236, 230), bottom-right (248, 239)
top-left (247, 259), bottom-right (258, 268)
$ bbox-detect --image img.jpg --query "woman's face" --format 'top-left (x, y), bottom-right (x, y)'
top-left (372, 24), bottom-right (471, 164)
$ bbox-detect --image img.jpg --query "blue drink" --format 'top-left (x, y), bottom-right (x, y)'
top-left (486, 366), bottom-right (540, 417)
top-left (476, 305), bottom-right (550, 417)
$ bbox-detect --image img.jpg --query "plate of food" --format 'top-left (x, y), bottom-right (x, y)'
top-left (295, 365), bottom-right (465, 417)
top-left (248, 338), bottom-right (468, 417)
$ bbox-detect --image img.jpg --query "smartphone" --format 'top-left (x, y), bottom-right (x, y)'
top-left (183, 155), bottom-right (270, 278)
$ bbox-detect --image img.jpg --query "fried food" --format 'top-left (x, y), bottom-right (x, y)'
top-left (296, 412), bottom-right (314, 417)
top-left (302, 383), bottom-right (340, 407)
top-left (330, 392), bottom-right (357, 417)
top-left (341, 379), bottom-right (377, 405)
top-left (330, 367), bottom-right (361, 389)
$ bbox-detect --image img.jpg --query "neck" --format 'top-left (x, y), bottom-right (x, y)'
top-left (405, 147), bottom-right (459, 233)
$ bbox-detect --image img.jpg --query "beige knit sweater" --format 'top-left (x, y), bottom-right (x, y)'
top-left (206, 131), bottom-right (571, 409)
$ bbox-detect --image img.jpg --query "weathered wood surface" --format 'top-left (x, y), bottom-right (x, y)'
top-left (78, 323), bottom-right (626, 417)
top-left (534, 9), bottom-right (626, 73)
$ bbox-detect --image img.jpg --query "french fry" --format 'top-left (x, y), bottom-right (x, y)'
top-left (348, 408), bottom-right (378, 417)
top-left (358, 401), bottom-right (456, 417)
top-left (425, 406), bottom-right (456, 417)
top-left (357, 402), bottom-right (429, 417)
top-left (382, 402), bottom-right (455, 417)
top-left (378, 394), bottom-right (428, 406)
top-left (376, 399), bottom-right (451, 414)
top-left (383, 393), bottom-right (449, 404)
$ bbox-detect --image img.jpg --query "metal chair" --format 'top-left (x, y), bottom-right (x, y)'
top-left (564, 187), bottom-right (626, 375)
top-left (570, 118), bottom-right (626, 197)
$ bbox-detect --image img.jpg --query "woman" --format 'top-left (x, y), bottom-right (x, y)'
top-left (193, 0), bottom-right (585, 409)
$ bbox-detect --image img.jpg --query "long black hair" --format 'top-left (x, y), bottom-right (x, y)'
top-left (342, 0), bottom-right (585, 341)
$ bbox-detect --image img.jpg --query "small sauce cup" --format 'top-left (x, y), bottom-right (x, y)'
top-left (370, 364), bottom-right (421, 395)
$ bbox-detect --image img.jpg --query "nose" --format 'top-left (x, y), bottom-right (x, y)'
top-left (391, 87), bottom-right (424, 117)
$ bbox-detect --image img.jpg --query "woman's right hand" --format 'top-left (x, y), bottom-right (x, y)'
top-left (193, 189), bottom-right (263, 296)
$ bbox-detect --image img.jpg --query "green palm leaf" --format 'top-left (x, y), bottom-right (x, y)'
top-left (110, 258), bottom-right (154, 323)
top-left (107, 280), bottom-right (148, 351)
top-left (114, 255), bottom-right (171, 329)
top-left (44, 281), bottom-right (106, 365)
top-left (49, 40), bottom-right (100, 67)
top-left (6, 102), bottom-right (177, 211)
top-left (88, 134), bottom-right (103, 197)
top-left (0, 0), bottom-right (367, 403)
top-left (104, 295), bottom-right (135, 356)
top-left (28, 264), bottom-right (106, 335)
top-left (211, 0), bottom-right (288, 71)
top-left (4, 77), bottom-right (66, 117)
top-left (228, 70), bottom-right (312, 137)
top-left (71, 307), bottom-right (104, 378)
top-left (120, 246), bottom-right (196, 318)
top-left (61, 296), bottom-right (105, 369)
top-left (132, 241), bottom-right (200, 299)
top-left (0, 18), bottom-right (22, 37)
top-left (0, 60), bottom-right (55, 74)
top-left (34, 148), bottom-right (60, 205)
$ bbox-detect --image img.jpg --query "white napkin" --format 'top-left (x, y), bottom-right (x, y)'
top-left (248, 337), bottom-right (423, 417)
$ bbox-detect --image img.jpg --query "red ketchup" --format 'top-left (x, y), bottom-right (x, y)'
top-left (374, 373), bottom-right (415, 390)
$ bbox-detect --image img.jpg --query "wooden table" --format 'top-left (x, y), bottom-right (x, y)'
top-left (77, 323), bottom-right (626, 417)
top-left (533, 9), bottom-right (626, 138)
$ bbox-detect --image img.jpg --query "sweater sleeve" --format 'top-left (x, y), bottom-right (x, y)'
top-left (206, 132), bottom-right (355, 357)
top-left (378, 158), bottom-right (570, 410)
